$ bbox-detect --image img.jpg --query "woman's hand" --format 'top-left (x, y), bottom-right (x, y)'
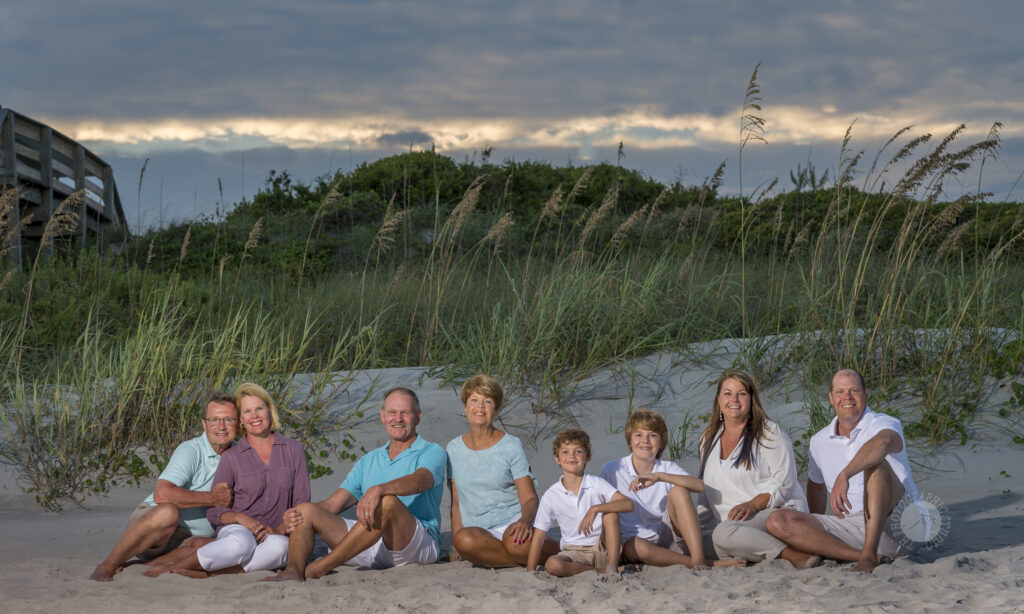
top-left (727, 500), bottom-right (760, 521)
top-left (629, 473), bottom-right (661, 492)
top-left (506, 520), bottom-right (534, 546)
top-left (235, 513), bottom-right (272, 542)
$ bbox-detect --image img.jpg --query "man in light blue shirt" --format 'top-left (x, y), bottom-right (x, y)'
top-left (264, 387), bottom-right (446, 581)
top-left (89, 392), bottom-right (237, 581)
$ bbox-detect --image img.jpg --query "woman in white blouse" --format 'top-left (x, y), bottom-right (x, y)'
top-left (697, 370), bottom-right (808, 563)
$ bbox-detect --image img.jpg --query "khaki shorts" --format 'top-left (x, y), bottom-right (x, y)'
top-left (128, 503), bottom-right (192, 561)
top-left (557, 540), bottom-right (607, 570)
top-left (813, 499), bottom-right (916, 560)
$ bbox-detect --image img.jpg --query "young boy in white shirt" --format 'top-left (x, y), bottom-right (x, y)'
top-left (601, 409), bottom-right (745, 570)
top-left (527, 429), bottom-right (633, 576)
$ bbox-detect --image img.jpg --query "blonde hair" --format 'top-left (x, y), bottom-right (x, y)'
top-left (460, 374), bottom-right (504, 412)
top-left (234, 382), bottom-right (282, 433)
top-left (552, 428), bottom-right (591, 459)
top-left (624, 409), bottom-right (669, 459)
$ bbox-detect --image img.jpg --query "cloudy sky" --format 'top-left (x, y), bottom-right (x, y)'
top-left (4, 1), bottom-right (1022, 229)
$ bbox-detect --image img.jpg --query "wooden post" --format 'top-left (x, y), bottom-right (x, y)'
top-left (2, 108), bottom-right (22, 269)
top-left (74, 143), bottom-right (85, 252)
top-left (40, 126), bottom-right (54, 258)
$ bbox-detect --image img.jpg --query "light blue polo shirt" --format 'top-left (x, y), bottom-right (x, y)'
top-left (143, 433), bottom-right (225, 537)
top-left (340, 435), bottom-right (447, 549)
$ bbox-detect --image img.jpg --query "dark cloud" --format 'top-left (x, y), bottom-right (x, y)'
top-left (375, 131), bottom-right (434, 147)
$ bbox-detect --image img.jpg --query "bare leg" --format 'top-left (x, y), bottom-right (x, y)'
top-left (850, 462), bottom-right (904, 573)
top-left (262, 502), bottom-right (351, 582)
top-left (90, 504), bottom-right (180, 581)
top-left (304, 495), bottom-right (420, 579)
top-left (503, 528), bottom-right (559, 566)
top-left (665, 486), bottom-right (711, 569)
top-left (453, 528), bottom-right (517, 567)
top-left (543, 555), bottom-right (595, 577)
top-left (144, 537), bottom-right (214, 569)
top-left (600, 513), bottom-right (621, 574)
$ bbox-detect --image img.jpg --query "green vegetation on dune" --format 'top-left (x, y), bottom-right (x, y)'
top-left (3, 100), bottom-right (1024, 509)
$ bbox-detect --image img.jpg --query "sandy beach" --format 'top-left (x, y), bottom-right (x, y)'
top-left (3, 353), bottom-right (1023, 613)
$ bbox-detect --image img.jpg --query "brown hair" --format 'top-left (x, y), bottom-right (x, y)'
top-left (624, 408), bottom-right (669, 458)
top-left (234, 382), bottom-right (282, 433)
top-left (697, 370), bottom-right (769, 475)
top-left (460, 374), bottom-right (504, 412)
top-left (552, 428), bottom-right (591, 459)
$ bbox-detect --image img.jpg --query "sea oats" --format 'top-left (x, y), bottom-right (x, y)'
top-left (374, 207), bottom-right (411, 252)
top-left (566, 167), bottom-right (594, 204)
top-left (611, 203), bottom-right (648, 248)
top-left (146, 240), bottom-right (154, 266)
top-left (448, 177), bottom-right (484, 240)
top-left (540, 186), bottom-right (564, 222)
top-left (244, 217), bottom-right (263, 253)
top-left (483, 212), bottom-right (514, 252)
top-left (39, 191), bottom-right (83, 249)
top-left (0, 268), bottom-right (15, 292)
top-left (179, 226), bottom-right (191, 265)
top-left (789, 223), bottom-right (810, 258)
top-left (579, 186), bottom-right (617, 247)
top-left (936, 222), bottom-right (971, 259)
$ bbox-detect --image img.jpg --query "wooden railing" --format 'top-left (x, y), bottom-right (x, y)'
top-left (1, 104), bottom-right (128, 268)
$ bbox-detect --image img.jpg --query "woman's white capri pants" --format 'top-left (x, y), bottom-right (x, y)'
top-left (196, 524), bottom-right (290, 572)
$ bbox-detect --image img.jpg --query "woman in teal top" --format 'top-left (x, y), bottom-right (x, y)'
top-left (446, 375), bottom-right (558, 567)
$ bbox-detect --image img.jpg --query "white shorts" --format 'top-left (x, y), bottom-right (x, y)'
top-left (481, 515), bottom-right (522, 540)
top-left (337, 517), bottom-right (438, 569)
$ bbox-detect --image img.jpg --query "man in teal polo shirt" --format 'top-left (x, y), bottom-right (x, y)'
top-left (89, 391), bottom-right (237, 581)
top-left (264, 386), bottom-right (446, 581)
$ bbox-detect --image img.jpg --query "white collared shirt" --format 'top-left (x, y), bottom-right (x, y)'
top-left (700, 420), bottom-right (808, 522)
top-left (808, 407), bottom-right (920, 514)
top-left (534, 473), bottom-right (620, 547)
top-left (600, 455), bottom-right (688, 539)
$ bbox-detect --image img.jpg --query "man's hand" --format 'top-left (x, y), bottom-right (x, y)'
top-left (281, 507), bottom-right (304, 534)
top-left (208, 482), bottom-right (232, 508)
top-left (356, 485), bottom-right (383, 530)
top-left (830, 472), bottom-right (852, 518)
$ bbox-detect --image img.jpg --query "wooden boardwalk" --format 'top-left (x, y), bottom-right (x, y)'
top-left (1, 104), bottom-right (128, 268)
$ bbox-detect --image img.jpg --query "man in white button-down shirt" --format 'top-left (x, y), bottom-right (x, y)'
top-left (766, 369), bottom-right (920, 573)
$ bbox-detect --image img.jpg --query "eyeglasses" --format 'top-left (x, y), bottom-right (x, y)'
top-left (204, 417), bottom-right (238, 425)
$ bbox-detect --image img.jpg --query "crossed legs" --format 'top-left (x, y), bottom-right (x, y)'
top-left (767, 461), bottom-right (905, 572)
top-left (264, 494), bottom-right (421, 582)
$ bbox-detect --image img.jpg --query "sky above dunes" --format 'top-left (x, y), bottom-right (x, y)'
top-left (3, 1), bottom-right (1022, 229)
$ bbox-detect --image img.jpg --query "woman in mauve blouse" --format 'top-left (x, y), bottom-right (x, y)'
top-left (144, 383), bottom-right (310, 577)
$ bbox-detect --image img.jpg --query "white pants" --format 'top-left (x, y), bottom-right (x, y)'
top-left (196, 524), bottom-right (290, 572)
top-left (711, 509), bottom-right (788, 562)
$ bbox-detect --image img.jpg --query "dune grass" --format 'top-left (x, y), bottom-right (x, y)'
top-left (2, 78), bottom-right (1023, 508)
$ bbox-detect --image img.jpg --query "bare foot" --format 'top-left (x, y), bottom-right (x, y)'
top-left (89, 565), bottom-right (117, 582)
top-left (849, 554), bottom-right (890, 573)
top-left (780, 547), bottom-right (821, 570)
top-left (170, 568), bottom-right (210, 579)
top-left (261, 568), bottom-right (306, 583)
top-left (142, 565), bottom-right (171, 578)
top-left (305, 560), bottom-right (331, 580)
top-left (711, 557), bottom-right (747, 568)
top-left (690, 558), bottom-right (712, 570)
top-left (617, 563), bottom-right (642, 573)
